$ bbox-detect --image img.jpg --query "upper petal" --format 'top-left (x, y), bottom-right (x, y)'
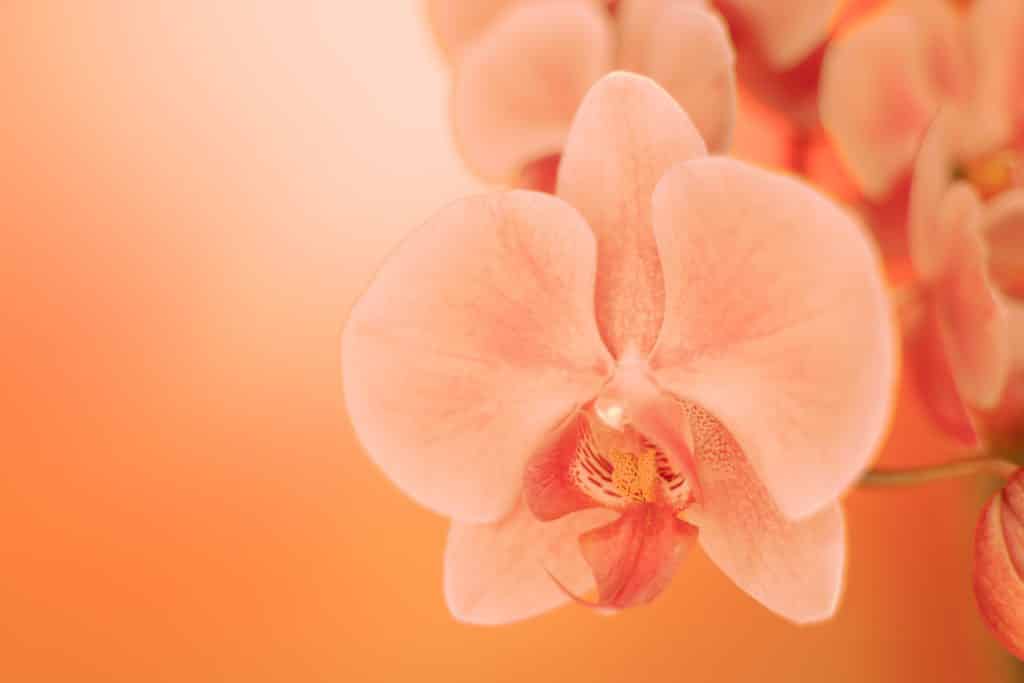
top-left (557, 72), bottom-right (707, 358)
top-left (820, 11), bottom-right (944, 198)
top-left (649, 158), bottom-right (896, 520)
top-left (342, 191), bottom-right (613, 523)
top-left (721, 0), bottom-right (842, 69)
top-left (965, 0), bottom-right (1024, 156)
top-left (444, 498), bottom-right (617, 624)
top-left (683, 402), bottom-right (845, 623)
top-left (616, 0), bottom-right (736, 153)
top-left (974, 470), bottom-right (1024, 660)
top-left (452, 1), bottom-right (614, 183)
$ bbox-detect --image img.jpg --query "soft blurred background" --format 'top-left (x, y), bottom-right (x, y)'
top-left (1, 2), bottom-right (1018, 681)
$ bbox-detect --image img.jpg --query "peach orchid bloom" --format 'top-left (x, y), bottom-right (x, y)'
top-left (443, 0), bottom-right (736, 190)
top-left (343, 73), bottom-right (895, 624)
top-left (902, 111), bottom-right (1024, 444)
top-left (715, 0), bottom-right (844, 130)
top-left (820, 0), bottom-right (1024, 201)
top-left (974, 468), bottom-right (1024, 660)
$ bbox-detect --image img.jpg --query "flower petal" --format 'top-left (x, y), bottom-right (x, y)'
top-left (820, 11), bottom-right (944, 198)
top-left (342, 191), bottom-right (613, 523)
top-left (617, 0), bottom-right (736, 153)
top-left (557, 72), bottom-right (707, 358)
top-left (523, 412), bottom-right (602, 522)
top-left (444, 499), bottom-right (617, 624)
top-left (908, 111), bottom-right (963, 282)
top-left (982, 189), bottom-right (1024, 298)
top-left (425, 0), bottom-right (516, 61)
top-left (965, 0), bottom-right (1024, 156)
top-left (935, 196), bottom-right (1010, 410)
top-left (721, 0), bottom-right (842, 69)
top-left (452, 1), bottom-right (614, 183)
top-left (578, 504), bottom-right (697, 609)
top-left (905, 297), bottom-right (980, 445)
top-left (974, 470), bottom-right (1024, 660)
top-left (649, 158), bottom-right (895, 520)
top-left (683, 402), bottom-right (845, 623)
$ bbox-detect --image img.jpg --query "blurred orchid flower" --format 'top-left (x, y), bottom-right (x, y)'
top-left (343, 73), bottom-right (896, 624)
top-left (440, 0), bottom-right (735, 190)
top-left (716, 0), bottom-right (844, 130)
top-left (975, 468), bottom-right (1024, 660)
top-left (821, 0), bottom-right (1024, 200)
top-left (902, 110), bottom-right (1024, 443)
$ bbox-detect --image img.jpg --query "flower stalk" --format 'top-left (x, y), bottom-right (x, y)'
top-left (859, 456), bottom-right (1018, 488)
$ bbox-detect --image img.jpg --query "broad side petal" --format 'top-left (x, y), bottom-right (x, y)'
top-left (721, 0), bottom-right (842, 69)
top-left (557, 72), bottom-right (707, 359)
top-left (444, 499), bottom-right (617, 624)
top-left (649, 158), bottom-right (895, 520)
top-left (820, 11), bottom-right (943, 199)
top-left (974, 470), bottom-right (1024, 660)
top-left (617, 0), bottom-right (736, 153)
top-left (965, 0), bottom-right (1024, 157)
top-left (452, 1), bottom-right (614, 184)
top-left (342, 192), bottom-right (614, 523)
top-left (683, 403), bottom-right (845, 623)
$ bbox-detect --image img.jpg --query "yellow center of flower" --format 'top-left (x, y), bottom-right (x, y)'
top-left (609, 448), bottom-right (658, 503)
top-left (961, 149), bottom-right (1021, 199)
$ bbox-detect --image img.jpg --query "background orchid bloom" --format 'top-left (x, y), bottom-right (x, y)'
top-left (343, 72), bottom-right (895, 625)
top-left (903, 110), bottom-right (1024, 443)
top-left (975, 469), bottom-right (1024, 660)
top-left (426, 0), bottom-right (617, 62)
top-left (447, 0), bottom-right (736, 189)
top-left (715, 0), bottom-right (843, 131)
top-left (820, 0), bottom-right (1024, 201)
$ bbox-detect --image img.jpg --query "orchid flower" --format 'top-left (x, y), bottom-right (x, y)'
top-left (439, 0), bottom-right (736, 190)
top-left (342, 73), bottom-right (896, 624)
top-left (975, 468), bottom-right (1024, 660)
top-left (902, 108), bottom-right (1024, 443)
top-left (715, 0), bottom-right (843, 130)
top-left (820, 0), bottom-right (1024, 201)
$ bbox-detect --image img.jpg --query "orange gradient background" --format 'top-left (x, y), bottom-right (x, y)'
top-left (1, 2), bottom-right (1018, 681)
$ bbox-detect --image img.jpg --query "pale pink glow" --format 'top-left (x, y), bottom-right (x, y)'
top-left (449, 0), bottom-right (735, 185)
top-left (344, 73), bottom-right (895, 624)
top-left (820, 0), bottom-right (1024, 200)
top-left (974, 469), bottom-right (1024, 660)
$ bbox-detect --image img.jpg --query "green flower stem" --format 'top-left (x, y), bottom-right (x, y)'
top-left (859, 456), bottom-right (1018, 488)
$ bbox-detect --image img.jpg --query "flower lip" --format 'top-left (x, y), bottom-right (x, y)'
top-left (525, 356), bottom-right (696, 521)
